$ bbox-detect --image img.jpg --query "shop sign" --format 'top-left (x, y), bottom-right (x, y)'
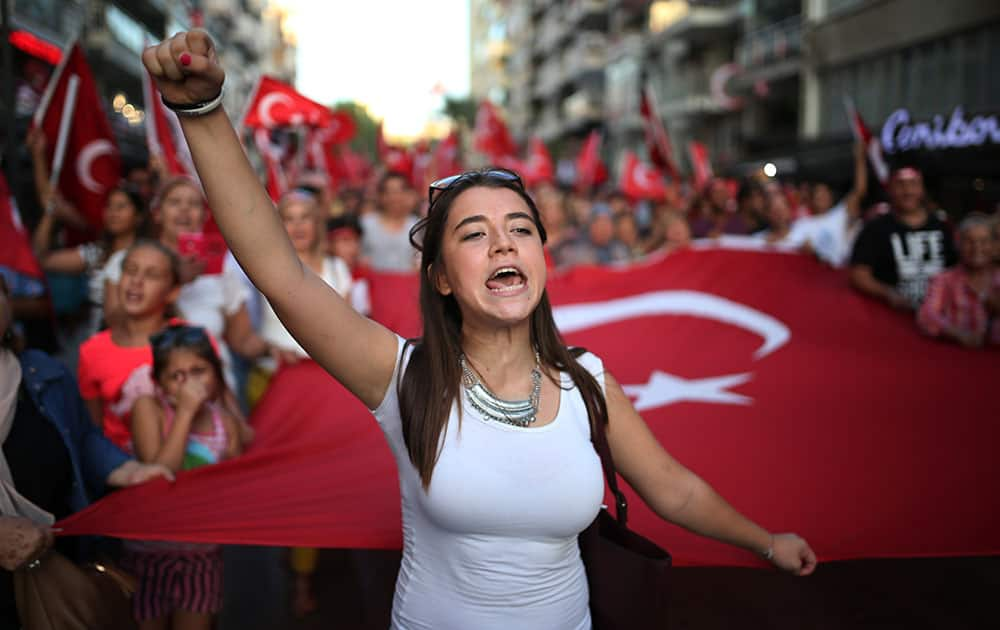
top-left (881, 107), bottom-right (1000, 153)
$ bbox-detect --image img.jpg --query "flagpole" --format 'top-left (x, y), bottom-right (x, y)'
top-left (45, 74), bottom-right (80, 212)
top-left (1, 0), bottom-right (16, 188)
top-left (32, 37), bottom-right (77, 128)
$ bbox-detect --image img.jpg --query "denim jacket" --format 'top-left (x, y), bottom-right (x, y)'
top-left (17, 349), bottom-right (129, 513)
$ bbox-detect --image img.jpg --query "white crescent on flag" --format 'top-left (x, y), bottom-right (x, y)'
top-left (636, 163), bottom-right (660, 189)
top-left (76, 139), bottom-right (115, 194)
top-left (554, 290), bottom-right (790, 410)
top-left (258, 92), bottom-right (294, 128)
top-left (553, 290), bottom-right (790, 359)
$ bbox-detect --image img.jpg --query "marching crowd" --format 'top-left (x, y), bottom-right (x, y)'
top-left (1, 103), bottom-right (998, 626)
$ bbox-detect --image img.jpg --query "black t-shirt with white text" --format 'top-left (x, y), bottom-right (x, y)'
top-left (849, 211), bottom-right (957, 307)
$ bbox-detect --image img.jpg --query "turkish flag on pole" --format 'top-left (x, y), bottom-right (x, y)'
top-left (432, 131), bottom-right (462, 180)
top-left (688, 141), bottom-right (714, 192)
top-left (473, 100), bottom-right (516, 161)
top-left (241, 76), bottom-right (333, 130)
top-left (620, 151), bottom-right (667, 201)
top-left (844, 96), bottom-right (890, 185)
top-left (0, 171), bottom-right (43, 279)
top-left (520, 137), bottom-right (554, 187)
top-left (142, 67), bottom-right (195, 178)
top-left (254, 129), bottom-right (287, 201)
top-left (58, 248), bottom-right (1000, 567)
top-left (304, 112), bottom-right (357, 187)
top-left (575, 130), bottom-right (607, 193)
top-left (640, 84), bottom-right (679, 179)
top-left (32, 43), bottom-right (121, 232)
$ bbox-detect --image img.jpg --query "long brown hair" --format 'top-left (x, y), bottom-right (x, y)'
top-left (400, 169), bottom-right (609, 489)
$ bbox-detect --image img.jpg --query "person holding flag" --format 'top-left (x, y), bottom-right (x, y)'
top-left (142, 31), bottom-right (815, 630)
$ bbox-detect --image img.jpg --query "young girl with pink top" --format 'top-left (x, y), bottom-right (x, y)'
top-left (126, 324), bottom-right (247, 630)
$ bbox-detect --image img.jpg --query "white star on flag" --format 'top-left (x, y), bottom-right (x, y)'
top-left (622, 371), bottom-right (753, 411)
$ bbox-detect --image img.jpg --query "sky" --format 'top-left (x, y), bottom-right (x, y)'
top-left (280, 0), bottom-right (471, 141)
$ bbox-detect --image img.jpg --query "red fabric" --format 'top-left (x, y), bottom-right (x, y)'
top-left (640, 85), bottom-right (679, 179)
top-left (473, 101), bottom-right (516, 161)
top-left (142, 67), bottom-right (194, 178)
top-left (521, 137), bottom-right (554, 187)
top-left (32, 44), bottom-right (120, 233)
top-left (304, 113), bottom-right (356, 188)
top-left (619, 151), bottom-right (667, 201)
top-left (0, 171), bottom-right (44, 279)
top-left (241, 76), bottom-right (333, 129)
top-left (409, 140), bottom-right (433, 189)
top-left (59, 249), bottom-right (1000, 566)
top-left (332, 145), bottom-right (371, 189)
top-left (432, 131), bottom-right (462, 180)
top-left (377, 123), bottom-right (413, 176)
top-left (575, 130), bottom-right (607, 193)
top-left (688, 141), bottom-right (714, 192)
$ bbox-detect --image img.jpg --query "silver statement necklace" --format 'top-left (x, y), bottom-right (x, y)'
top-left (460, 352), bottom-right (542, 428)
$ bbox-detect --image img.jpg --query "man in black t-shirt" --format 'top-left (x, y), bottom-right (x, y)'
top-left (849, 168), bottom-right (958, 310)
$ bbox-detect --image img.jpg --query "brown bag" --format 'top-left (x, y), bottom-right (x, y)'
top-left (13, 550), bottom-right (137, 630)
top-left (579, 418), bottom-right (672, 630)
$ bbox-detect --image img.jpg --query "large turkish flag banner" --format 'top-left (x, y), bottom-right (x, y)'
top-left (59, 248), bottom-right (999, 566)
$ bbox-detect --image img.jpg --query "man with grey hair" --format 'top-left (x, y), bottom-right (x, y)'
top-left (917, 213), bottom-right (1000, 348)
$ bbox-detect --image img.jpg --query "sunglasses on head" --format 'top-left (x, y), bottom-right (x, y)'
top-left (150, 325), bottom-right (210, 351)
top-left (427, 168), bottom-right (523, 207)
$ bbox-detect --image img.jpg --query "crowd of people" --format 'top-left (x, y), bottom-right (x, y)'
top-left (1, 35), bottom-right (997, 629)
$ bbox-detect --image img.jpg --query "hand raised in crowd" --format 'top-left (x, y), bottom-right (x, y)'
top-left (768, 533), bottom-right (818, 576)
top-left (142, 30), bottom-right (225, 106)
top-left (174, 376), bottom-right (212, 416)
top-left (0, 516), bottom-right (55, 571)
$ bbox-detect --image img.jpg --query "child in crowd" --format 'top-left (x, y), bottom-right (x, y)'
top-left (77, 240), bottom-right (181, 449)
top-left (126, 324), bottom-right (247, 629)
top-left (327, 213), bottom-right (371, 316)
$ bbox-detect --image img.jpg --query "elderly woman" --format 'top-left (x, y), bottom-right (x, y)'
top-left (918, 213), bottom-right (1000, 347)
top-left (144, 31), bottom-right (815, 629)
top-left (0, 275), bottom-right (172, 627)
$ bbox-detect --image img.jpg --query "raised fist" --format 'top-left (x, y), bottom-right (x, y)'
top-left (142, 30), bottom-right (225, 107)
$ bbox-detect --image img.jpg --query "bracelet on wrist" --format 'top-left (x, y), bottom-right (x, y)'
top-left (761, 534), bottom-right (775, 561)
top-left (161, 87), bottom-right (224, 117)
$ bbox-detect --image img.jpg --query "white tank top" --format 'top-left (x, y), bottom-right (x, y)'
top-left (372, 336), bottom-right (606, 630)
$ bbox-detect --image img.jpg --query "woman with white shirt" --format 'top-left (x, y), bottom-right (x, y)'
top-left (146, 33), bottom-right (816, 629)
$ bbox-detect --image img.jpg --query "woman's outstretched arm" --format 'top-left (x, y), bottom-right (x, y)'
top-left (142, 31), bottom-right (397, 408)
top-left (603, 370), bottom-right (817, 575)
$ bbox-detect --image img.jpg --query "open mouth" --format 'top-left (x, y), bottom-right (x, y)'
top-left (485, 266), bottom-right (526, 294)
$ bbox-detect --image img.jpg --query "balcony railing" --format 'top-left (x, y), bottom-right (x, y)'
top-left (736, 15), bottom-right (802, 69)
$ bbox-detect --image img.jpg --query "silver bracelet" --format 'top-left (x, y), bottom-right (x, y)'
top-left (761, 535), bottom-right (775, 561)
top-left (161, 87), bottom-right (224, 117)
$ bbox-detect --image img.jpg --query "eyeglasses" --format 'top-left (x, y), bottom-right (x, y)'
top-left (150, 325), bottom-right (210, 351)
top-left (428, 168), bottom-right (523, 207)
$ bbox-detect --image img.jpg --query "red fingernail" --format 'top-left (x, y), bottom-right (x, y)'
top-left (180, 53), bottom-right (191, 66)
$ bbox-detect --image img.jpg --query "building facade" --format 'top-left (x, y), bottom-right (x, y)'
top-left (499, 0), bottom-right (998, 209)
top-left (6, 0), bottom-right (296, 167)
